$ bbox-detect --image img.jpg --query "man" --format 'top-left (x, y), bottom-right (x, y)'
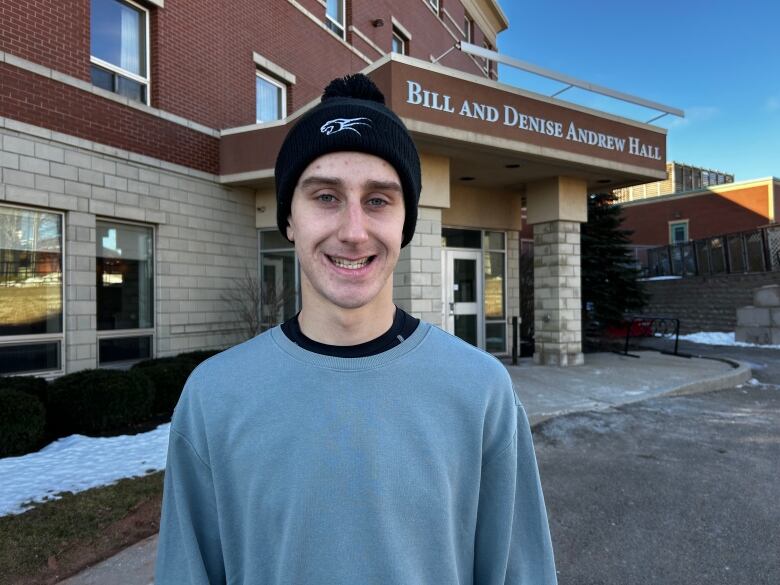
top-left (155, 74), bottom-right (556, 584)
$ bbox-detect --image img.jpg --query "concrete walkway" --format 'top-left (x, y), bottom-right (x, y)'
top-left (57, 350), bottom-right (750, 585)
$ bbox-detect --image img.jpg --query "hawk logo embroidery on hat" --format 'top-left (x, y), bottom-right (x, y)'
top-left (320, 117), bottom-right (372, 136)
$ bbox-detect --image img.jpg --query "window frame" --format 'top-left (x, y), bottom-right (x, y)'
top-left (258, 229), bottom-right (300, 330)
top-left (89, 0), bottom-right (152, 105)
top-left (464, 13), bottom-right (474, 43)
top-left (669, 220), bottom-right (690, 244)
top-left (325, 0), bottom-right (346, 39)
top-left (95, 217), bottom-right (156, 367)
top-left (255, 70), bottom-right (287, 123)
top-left (391, 28), bottom-right (408, 55)
top-left (0, 203), bottom-right (66, 377)
top-left (426, 0), bottom-right (440, 15)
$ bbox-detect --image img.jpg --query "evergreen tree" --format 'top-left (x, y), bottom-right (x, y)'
top-left (581, 192), bottom-right (648, 333)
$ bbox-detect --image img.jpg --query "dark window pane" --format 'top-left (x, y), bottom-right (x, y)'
top-left (454, 314), bottom-right (477, 346)
top-left (442, 228), bottom-right (481, 248)
top-left (116, 75), bottom-right (146, 102)
top-left (91, 0), bottom-right (146, 76)
top-left (260, 230), bottom-right (292, 250)
top-left (486, 322), bottom-right (506, 353)
top-left (261, 251), bottom-right (297, 327)
top-left (99, 336), bottom-right (152, 364)
top-left (453, 259), bottom-right (477, 302)
top-left (91, 65), bottom-right (114, 91)
top-left (0, 342), bottom-right (60, 375)
top-left (97, 222), bottom-right (154, 330)
top-left (0, 207), bottom-right (63, 336)
top-left (484, 231), bottom-right (505, 250)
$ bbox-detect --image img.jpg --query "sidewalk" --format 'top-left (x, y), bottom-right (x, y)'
top-left (57, 350), bottom-right (750, 585)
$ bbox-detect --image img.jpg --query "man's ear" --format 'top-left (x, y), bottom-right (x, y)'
top-left (286, 218), bottom-right (294, 242)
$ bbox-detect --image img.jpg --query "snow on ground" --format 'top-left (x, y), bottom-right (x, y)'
top-left (675, 331), bottom-right (780, 349)
top-left (0, 423), bottom-right (170, 517)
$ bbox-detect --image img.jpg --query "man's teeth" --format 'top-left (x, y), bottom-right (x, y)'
top-left (331, 256), bottom-right (370, 269)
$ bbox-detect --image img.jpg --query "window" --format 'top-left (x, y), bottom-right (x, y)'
top-left (669, 221), bottom-right (689, 244)
top-left (483, 41), bottom-right (493, 76)
top-left (326, 0), bottom-right (345, 38)
top-left (392, 28), bottom-right (407, 55)
top-left (483, 231), bottom-right (506, 354)
top-left (0, 206), bottom-right (64, 375)
top-left (90, 0), bottom-right (150, 104)
top-left (427, 0), bottom-right (440, 14)
top-left (464, 13), bottom-right (474, 43)
top-left (96, 220), bottom-right (154, 365)
top-left (256, 72), bottom-right (286, 123)
top-left (259, 230), bottom-right (298, 330)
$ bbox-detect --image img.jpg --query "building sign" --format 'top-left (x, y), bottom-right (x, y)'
top-left (386, 62), bottom-right (666, 171)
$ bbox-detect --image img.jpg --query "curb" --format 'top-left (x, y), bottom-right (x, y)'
top-left (664, 357), bottom-right (752, 397)
top-left (528, 355), bottom-right (753, 429)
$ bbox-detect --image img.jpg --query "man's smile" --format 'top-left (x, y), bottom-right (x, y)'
top-left (326, 255), bottom-right (376, 270)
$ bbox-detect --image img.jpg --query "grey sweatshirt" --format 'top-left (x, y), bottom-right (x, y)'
top-left (155, 321), bottom-right (557, 584)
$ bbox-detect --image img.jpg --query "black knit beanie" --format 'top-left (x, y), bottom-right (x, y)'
top-left (275, 74), bottom-right (421, 248)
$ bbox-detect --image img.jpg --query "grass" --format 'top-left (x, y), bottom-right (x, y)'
top-left (0, 471), bottom-right (163, 585)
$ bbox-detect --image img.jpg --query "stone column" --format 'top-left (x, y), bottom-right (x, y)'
top-left (532, 220), bottom-right (583, 366)
top-left (393, 206), bottom-right (443, 325)
top-left (526, 177), bottom-right (587, 366)
top-left (65, 211), bottom-right (98, 372)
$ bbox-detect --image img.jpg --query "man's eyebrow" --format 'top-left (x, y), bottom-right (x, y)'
top-left (298, 176), bottom-right (402, 193)
top-left (365, 180), bottom-right (402, 192)
top-left (299, 175), bottom-right (343, 188)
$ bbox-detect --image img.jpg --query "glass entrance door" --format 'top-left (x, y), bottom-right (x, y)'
top-left (443, 249), bottom-right (483, 348)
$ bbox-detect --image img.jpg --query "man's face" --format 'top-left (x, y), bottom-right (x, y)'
top-left (287, 151), bottom-right (405, 312)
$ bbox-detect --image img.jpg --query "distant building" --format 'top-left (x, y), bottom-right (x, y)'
top-left (613, 162), bottom-right (734, 203)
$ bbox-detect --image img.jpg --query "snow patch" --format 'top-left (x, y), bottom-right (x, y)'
top-left (0, 423), bottom-right (170, 517)
top-left (675, 331), bottom-right (780, 349)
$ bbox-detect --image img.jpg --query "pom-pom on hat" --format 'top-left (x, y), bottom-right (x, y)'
top-left (274, 73), bottom-right (422, 248)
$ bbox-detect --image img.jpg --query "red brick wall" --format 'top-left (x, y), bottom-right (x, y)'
top-left (0, 63), bottom-right (219, 174)
top-left (0, 0), bottom-right (90, 80)
top-left (0, 0), bottom-right (500, 170)
top-left (622, 186), bottom-right (771, 246)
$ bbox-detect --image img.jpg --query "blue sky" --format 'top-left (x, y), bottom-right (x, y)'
top-left (495, 0), bottom-right (779, 180)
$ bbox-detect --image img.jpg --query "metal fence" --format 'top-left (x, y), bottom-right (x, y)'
top-left (639, 225), bottom-right (780, 277)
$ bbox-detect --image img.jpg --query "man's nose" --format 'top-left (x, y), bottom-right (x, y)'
top-left (337, 199), bottom-right (369, 244)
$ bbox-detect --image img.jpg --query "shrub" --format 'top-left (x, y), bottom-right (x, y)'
top-left (47, 369), bottom-right (154, 437)
top-left (0, 375), bottom-right (49, 407)
top-left (175, 349), bottom-right (222, 365)
top-left (0, 389), bottom-right (46, 457)
top-left (131, 359), bottom-right (192, 416)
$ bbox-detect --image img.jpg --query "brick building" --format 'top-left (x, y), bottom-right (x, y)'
top-left (621, 176), bottom-right (779, 246)
top-left (0, 0), bottom-right (671, 375)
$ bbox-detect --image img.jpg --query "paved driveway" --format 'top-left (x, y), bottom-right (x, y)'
top-left (534, 384), bottom-right (780, 585)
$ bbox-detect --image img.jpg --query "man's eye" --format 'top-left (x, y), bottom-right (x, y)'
top-left (318, 193), bottom-right (336, 203)
top-left (367, 198), bottom-right (388, 207)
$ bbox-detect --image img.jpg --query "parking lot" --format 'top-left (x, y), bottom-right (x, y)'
top-left (534, 343), bottom-right (780, 585)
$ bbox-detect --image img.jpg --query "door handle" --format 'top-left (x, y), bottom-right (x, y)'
top-left (449, 302), bottom-right (455, 315)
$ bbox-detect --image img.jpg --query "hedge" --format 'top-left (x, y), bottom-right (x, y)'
top-left (47, 369), bottom-right (154, 437)
top-left (0, 389), bottom-right (46, 457)
top-left (0, 375), bottom-right (49, 407)
top-left (132, 349), bottom-right (222, 416)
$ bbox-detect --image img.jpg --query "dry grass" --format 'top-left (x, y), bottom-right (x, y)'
top-left (0, 472), bottom-right (163, 585)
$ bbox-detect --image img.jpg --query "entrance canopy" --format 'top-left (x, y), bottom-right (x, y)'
top-left (220, 54), bottom-right (668, 192)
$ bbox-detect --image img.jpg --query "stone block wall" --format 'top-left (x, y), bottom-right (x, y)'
top-left (394, 206), bottom-right (443, 326)
top-left (735, 285), bottom-right (780, 344)
top-left (1, 119), bottom-right (257, 374)
top-left (642, 272), bottom-right (780, 333)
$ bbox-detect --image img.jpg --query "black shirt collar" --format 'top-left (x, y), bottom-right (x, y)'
top-left (281, 306), bottom-right (420, 358)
